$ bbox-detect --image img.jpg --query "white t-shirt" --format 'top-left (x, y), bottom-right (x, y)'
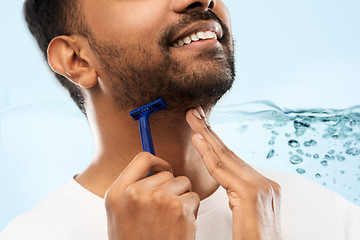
top-left (1, 168), bottom-right (360, 240)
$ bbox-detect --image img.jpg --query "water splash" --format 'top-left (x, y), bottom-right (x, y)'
top-left (212, 101), bottom-right (360, 205)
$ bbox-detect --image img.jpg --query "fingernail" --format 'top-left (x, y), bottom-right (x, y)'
top-left (192, 109), bottom-right (202, 119)
top-left (196, 106), bottom-right (206, 118)
top-left (197, 133), bottom-right (204, 140)
top-left (195, 106), bottom-right (210, 127)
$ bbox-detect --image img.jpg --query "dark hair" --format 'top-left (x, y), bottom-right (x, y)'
top-left (23, 0), bottom-right (88, 115)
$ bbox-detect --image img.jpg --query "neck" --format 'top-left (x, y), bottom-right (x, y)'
top-left (76, 99), bottom-right (218, 200)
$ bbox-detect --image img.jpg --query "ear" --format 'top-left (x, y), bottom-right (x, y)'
top-left (47, 35), bottom-right (98, 88)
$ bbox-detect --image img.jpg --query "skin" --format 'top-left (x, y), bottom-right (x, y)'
top-left (47, 0), bottom-right (281, 239)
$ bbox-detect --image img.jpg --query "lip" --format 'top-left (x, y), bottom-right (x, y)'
top-left (170, 21), bottom-right (223, 46)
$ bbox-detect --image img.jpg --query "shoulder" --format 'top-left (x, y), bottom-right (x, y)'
top-left (0, 179), bottom-right (107, 240)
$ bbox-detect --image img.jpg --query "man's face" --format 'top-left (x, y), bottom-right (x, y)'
top-left (83, 0), bottom-right (235, 112)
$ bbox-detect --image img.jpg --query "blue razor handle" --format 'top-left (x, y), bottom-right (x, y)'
top-left (130, 98), bottom-right (168, 155)
top-left (139, 108), bottom-right (155, 154)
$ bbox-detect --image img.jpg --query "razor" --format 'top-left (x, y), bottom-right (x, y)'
top-left (129, 98), bottom-right (167, 155)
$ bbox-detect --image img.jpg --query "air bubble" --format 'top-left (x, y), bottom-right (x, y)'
top-left (304, 140), bottom-right (317, 147)
top-left (336, 155), bottom-right (345, 162)
top-left (294, 120), bottom-right (310, 129)
top-left (290, 155), bottom-right (303, 164)
top-left (288, 140), bottom-right (300, 148)
top-left (321, 161), bottom-right (328, 167)
top-left (321, 116), bottom-right (341, 126)
top-left (325, 155), bottom-right (335, 160)
top-left (296, 149), bottom-right (304, 155)
top-left (346, 148), bottom-right (360, 156)
top-left (322, 127), bottom-right (337, 139)
top-left (332, 135), bottom-right (339, 139)
top-left (296, 168), bottom-right (306, 174)
top-left (267, 149), bottom-right (275, 159)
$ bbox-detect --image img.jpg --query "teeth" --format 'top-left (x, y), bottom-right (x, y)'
top-left (197, 31), bottom-right (207, 39)
top-left (174, 30), bottom-right (218, 47)
top-left (214, 32), bottom-right (218, 40)
top-left (183, 36), bottom-right (191, 44)
top-left (178, 39), bottom-right (185, 47)
top-left (205, 31), bottom-right (213, 38)
top-left (191, 33), bottom-right (199, 41)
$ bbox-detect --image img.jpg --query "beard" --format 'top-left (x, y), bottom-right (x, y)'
top-left (87, 11), bottom-right (235, 113)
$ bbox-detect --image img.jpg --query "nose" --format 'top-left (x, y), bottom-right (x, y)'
top-left (171, 0), bottom-right (216, 13)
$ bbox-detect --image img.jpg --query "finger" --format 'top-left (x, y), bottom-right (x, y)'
top-left (134, 170), bottom-right (175, 188)
top-left (157, 176), bottom-right (192, 196)
top-left (178, 192), bottom-right (201, 220)
top-left (115, 152), bottom-right (172, 187)
top-left (186, 108), bottom-right (249, 174)
top-left (195, 106), bottom-right (230, 150)
top-left (186, 108), bottom-right (236, 160)
top-left (198, 114), bottom-right (258, 174)
top-left (191, 133), bottom-right (245, 191)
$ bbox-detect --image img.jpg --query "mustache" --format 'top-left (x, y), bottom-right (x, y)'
top-left (160, 10), bottom-right (230, 47)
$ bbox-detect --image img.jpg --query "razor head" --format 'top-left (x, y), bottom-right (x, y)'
top-left (129, 98), bottom-right (168, 120)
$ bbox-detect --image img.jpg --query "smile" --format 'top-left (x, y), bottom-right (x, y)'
top-left (170, 21), bottom-right (223, 48)
top-left (173, 30), bottom-right (218, 47)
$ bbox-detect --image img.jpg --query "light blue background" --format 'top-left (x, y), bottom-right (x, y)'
top-left (1, 0), bottom-right (360, 231)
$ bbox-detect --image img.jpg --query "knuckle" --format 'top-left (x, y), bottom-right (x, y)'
top-left (203, 150), bottom-right (226, 176)
top-left (208, 164), bottom-right (221, 177)
top-left (104, 188), bottom-right (118, 209)
top-left (176, 176), bottom-right (191, 187)
top-left (170, 198), bottom-right (184, 210)
top-left (151, 189), bottom-right (168, 204)
top-left (124, 185), bottom-right (140, 202)
top-left (169, 199), bottom-right (185, 218)
top-left (135, 151), bottom-right (154, 161)
top-left (220, 146), bottom-right (228, 155)
top-left (189, 192), bottom-right (201, 204)
top-left (215, 159), bottom-right (226, 171)
top-left (161, 170), bottom-right (174, 180)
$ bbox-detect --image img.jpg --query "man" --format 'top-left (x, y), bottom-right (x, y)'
top-left (1, 0), bottom-right (359, 239)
